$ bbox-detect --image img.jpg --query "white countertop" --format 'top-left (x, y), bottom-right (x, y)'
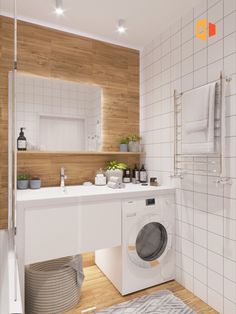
top-left (17, 184), bottom-right (175, 207)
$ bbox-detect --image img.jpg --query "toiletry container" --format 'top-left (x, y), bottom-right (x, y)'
top-left (132, 164), bottom-right (140, 183)
top-left (123, 168), bottom-right (131, 183)
top-left (140, 164), bottom-right (147, 183)
top-left (150, 177), bottom-right (159, 186)
top-left (17, 127), bottom-right (27, 151)
top-left (95, 173), bottom-right (106, 186)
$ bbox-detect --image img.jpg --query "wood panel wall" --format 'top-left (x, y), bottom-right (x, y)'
top-left (17, 152), bottom-right (139, 187)
top-left (0, 16), bottom-right (140, 229)
top-left (0, 16), bottom-right (14, 229)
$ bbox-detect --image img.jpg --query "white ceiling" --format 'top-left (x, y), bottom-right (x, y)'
top-left (0, 0), bottom-right (200, 49)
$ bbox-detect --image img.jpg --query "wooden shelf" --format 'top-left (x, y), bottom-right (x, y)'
top-left (17, 151), bottom-right (144, 156)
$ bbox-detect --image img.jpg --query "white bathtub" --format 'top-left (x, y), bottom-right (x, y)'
top-left (0, 230), bottom-right (22, 314)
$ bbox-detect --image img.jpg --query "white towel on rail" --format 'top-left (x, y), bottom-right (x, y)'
top-left (182, 83), bottom-right (217, 155)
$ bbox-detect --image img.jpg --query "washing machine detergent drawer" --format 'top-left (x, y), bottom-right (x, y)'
top-left (122, 198), bottom-right (158, 215)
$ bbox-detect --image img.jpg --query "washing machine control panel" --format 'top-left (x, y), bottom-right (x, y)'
top-left (146, 198), bottom-right (156, 206)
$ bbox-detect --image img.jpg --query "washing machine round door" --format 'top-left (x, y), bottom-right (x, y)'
top-left (127, 215), bottom-right (172, 269)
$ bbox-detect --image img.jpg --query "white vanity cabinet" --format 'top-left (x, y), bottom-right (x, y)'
top-left (78, 200), bottom-right (121, 253)
top-left (24, 204), bottom-right (79, 264)
top-left (22, 200), bottom-right (121, 265)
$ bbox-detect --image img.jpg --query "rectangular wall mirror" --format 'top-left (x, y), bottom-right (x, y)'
top-left (14, 73), bottom-right (102, 152)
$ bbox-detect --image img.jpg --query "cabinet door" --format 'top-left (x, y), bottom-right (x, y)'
top-left (24, 204), bottom-right (80, 264)
top-left (78, 200), bottom-right (121, 253)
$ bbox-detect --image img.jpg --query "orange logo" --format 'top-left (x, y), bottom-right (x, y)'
top-left (196, 19), bottom-right (216, 41)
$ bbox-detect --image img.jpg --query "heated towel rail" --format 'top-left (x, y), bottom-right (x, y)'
top-left (171, 71), bottom-right (232, 185)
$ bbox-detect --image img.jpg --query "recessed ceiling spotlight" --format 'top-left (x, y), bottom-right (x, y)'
top-left (117, 19), bottom-right (127, 34)
top-left (55, 0), bottom-right (64, 15)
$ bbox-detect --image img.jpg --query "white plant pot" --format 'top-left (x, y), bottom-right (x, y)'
top-left (119, 144), bottom-right (128, 152)
top-left (128, 141), bottom-right (140, 152)
top-left (30, 179), bottom-right (41, 189)
top-left (17, 180), bottom-right (29, 190)
top-left (105, 169), bottom-right (123, 182)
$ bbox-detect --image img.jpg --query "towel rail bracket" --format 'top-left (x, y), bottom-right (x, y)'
top-left (170, 172), bottom-right (184, 179)
top-left (216, 176), bottom-right (233, 186)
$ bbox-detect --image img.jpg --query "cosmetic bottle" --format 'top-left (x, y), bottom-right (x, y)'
top-left (17, 127), bottom-right (27, 151)
top-left (132, 164), bottom-right (140, 183)
top-left (123, 168), bottom-right (131, 183)
top-left (139, 164), bottom-right (147, 183)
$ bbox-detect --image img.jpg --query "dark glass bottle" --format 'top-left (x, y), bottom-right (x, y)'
top-left (17, 127), bottom-right (27, 151)
top-left (139, 164), bottom-right (147, 183)
top-left (123, 168), bottom-right (131, 183)
top-left (132, 164), bottom-right (139, 181)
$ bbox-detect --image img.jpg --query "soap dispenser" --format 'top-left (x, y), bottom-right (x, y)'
top-left (17, 127), bottom-right (27, 151)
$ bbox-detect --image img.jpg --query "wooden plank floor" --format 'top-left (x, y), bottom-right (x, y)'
top-left (66, 265), bottom-right (218, 314)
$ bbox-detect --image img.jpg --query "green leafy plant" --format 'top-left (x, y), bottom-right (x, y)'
top-left (128, 134), bottom-right (142, 142)
top-left (119, 137), bottom-right (129, 145)
top-left (106, 160), bottom-right (128, 170)
top-left (17, 174), bottom-right (29, 181)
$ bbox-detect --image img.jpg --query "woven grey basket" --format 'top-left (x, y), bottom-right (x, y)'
top-left (25, 255), bottom-right (84, 314)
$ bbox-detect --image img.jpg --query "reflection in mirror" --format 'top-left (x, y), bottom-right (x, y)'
top-left (14, 73), bottom-right (102, 152)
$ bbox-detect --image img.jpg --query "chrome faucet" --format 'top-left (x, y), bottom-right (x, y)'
top-left (60, 167), bottom-right (67, 188)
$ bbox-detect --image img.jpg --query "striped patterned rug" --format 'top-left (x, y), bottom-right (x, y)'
top-left (96, 290), bottom-right (196, 313)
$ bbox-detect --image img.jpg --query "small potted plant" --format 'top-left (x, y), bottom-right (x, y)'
top-left (30, 176), bottom-right (41, 189)
top-left (105, 160), bottom-right (127, 181)
top-left (128, 135), bottom-right (142, 152)
top-left (17, 174), bottom-right (29, 190)
top-left (119, 137), bottom-right (129, 152)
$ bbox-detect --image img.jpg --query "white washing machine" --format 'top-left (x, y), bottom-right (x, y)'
top-left (95, 194), bottom-right (175, 295)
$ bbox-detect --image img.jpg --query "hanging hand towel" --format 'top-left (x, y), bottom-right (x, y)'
top-left (182, 82), bottom-right (216, 155)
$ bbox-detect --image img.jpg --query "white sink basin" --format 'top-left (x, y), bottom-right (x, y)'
top-left (17, 184), bottom-right (175, 204)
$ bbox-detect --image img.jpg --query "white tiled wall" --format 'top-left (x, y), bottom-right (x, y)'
top-left (87, 88), bottom-right (102, 151)
top-left (140, 0), bottom-right (236, 312)
top-left (15, 73), bottom-right (101, 151)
